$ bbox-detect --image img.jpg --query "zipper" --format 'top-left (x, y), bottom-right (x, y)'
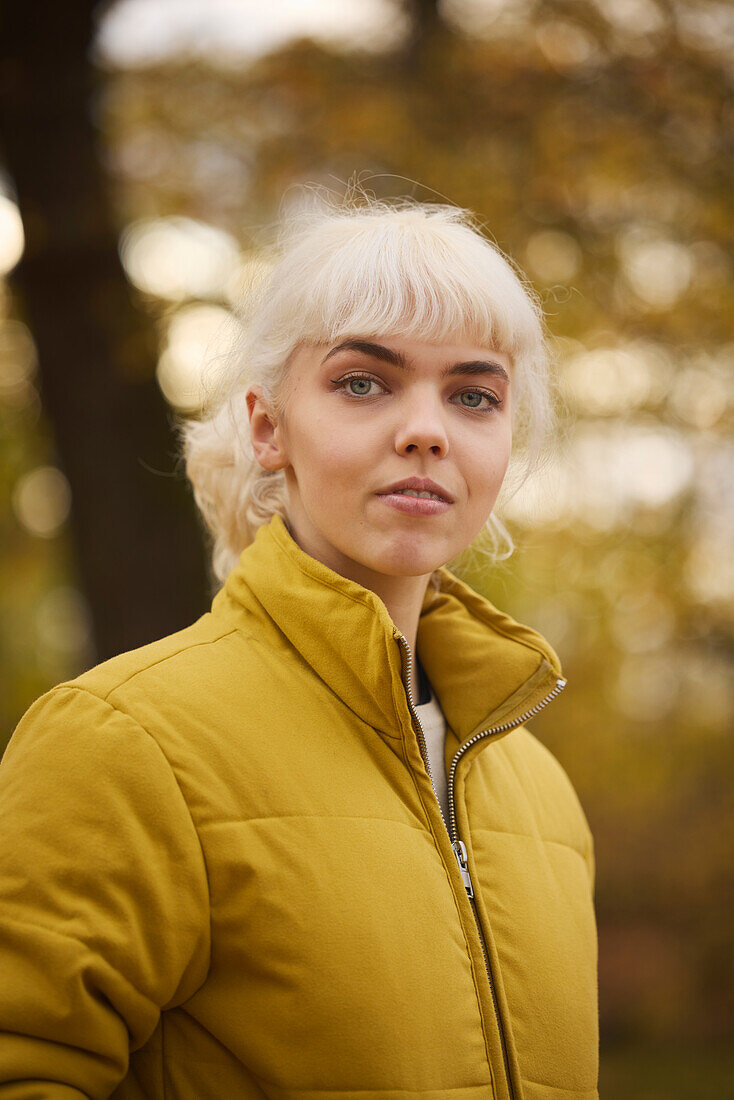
top-left (395, 631), bottom-right (566, 1100)
top-left (396, 632), bottom-right (452, 839)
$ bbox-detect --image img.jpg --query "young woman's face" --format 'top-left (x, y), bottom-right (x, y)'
top-left (248, 335), bottom-right (513, 583)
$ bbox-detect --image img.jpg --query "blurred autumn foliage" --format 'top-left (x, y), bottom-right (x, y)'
top-left (0, 0), bottom-right (732, 1093)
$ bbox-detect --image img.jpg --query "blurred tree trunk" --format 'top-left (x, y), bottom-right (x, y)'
top-left (401, 0), bottom-right (446, 67)
top-left (0, 0), bottom-right (210, 660)
top-left (404, 0), bottom-right (443, 39)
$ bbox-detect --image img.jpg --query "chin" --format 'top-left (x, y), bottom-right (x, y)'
top-left (367, 547), bottom-right (447, 579)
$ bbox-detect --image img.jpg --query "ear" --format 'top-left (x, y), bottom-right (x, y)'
top-left (246, 386), bottom-right (290, 471)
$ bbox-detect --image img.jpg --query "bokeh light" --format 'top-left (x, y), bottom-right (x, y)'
top-left (504, 421), bottom-right (695, 528)
top-left (12, 466), bottom-right (72, 538)
top-left (676, 2), bottom-right (734, 57)
top-left (119, 216), bottom-right (241, 301)
top-left (0, 195), bottom-right (25, 276)
top-left (535, 20), bottom-right (600, 69)
top-left (442, 0), bottom-right (534, 38)
top-left (525, 229), bottom-right (582, 284)
top-left (685, 534), bottom-right (734, 609)
top-left (95, 0), bottom-right (409, 67)
top-left (616, 227), bottom-right (693, 309)
top-left (561, 346), bottom-right (655, 416)
top-left (669, 361), bottom-right (730, 431)
top-left (156, 302), bottom-right (243, 411)
top-left (0, 319), bottom-right (38, 408)
top-left (590, 0), bottom-right (665, 37)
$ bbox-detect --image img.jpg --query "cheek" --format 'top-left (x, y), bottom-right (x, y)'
top-left (296, 415), bottom-right (367, 485)
top-left (466, 428), bottom-right (512, 498)
top-left (498, 431), bottom-right (513, 477)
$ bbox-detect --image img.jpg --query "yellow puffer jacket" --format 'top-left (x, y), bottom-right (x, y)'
top-left (0, 513), bottom-right (598, 1099)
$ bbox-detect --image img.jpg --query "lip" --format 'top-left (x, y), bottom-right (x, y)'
top-left (376, 477), bottom-right (455, 503)
top-left (378, 493), bottom-right (452, 517)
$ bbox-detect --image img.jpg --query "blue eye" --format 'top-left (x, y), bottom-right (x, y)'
top-left (456, 390), bottom-right (502, 410)
top-left (347, 377), bottom-right (376, 396)
top-left (329, 373), bottom-right (384, 397)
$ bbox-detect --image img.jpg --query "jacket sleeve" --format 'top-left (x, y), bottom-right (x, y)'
top-left (0, 685), bottom-right (211, 1098)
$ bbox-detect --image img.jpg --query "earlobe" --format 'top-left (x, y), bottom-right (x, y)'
top-left (246, 387), bottom-right (289, 471)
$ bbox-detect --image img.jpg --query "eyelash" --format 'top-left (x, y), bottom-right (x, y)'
top-left (329, 372), bottom-right (503, 412)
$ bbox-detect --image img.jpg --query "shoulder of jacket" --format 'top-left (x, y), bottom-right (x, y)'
top-left (63, 612), bottom-right (244, 704)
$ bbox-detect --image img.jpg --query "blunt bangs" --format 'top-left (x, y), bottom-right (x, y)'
top-left (251, 205), bottom-right (542, 367)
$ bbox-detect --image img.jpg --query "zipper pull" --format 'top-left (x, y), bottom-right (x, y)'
top-left (452, 839), bottom-right (474, 899)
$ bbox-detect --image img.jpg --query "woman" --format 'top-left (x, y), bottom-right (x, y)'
top-left (0, 195), bottom-right (598, 1099)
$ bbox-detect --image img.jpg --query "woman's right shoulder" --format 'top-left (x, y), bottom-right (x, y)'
top-left (2, 607), bottom-right (283, 787)
top-left (69, 609), bottom-right (245, 703)
top-left (4, 609), bottom-right (271, 769)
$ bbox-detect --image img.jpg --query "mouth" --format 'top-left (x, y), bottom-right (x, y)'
top-left (376, 491), bottom-right (452, 517)
top-left (375, 478), bottom-right (454, 503)
top-left (382, 488), bottom-right (446, 502)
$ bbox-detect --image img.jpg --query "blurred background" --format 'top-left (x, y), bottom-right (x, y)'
top-left (0, 0), bottom-right (732, 1094)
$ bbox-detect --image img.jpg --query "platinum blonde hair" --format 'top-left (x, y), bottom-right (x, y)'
top-left (179, 188), bottom-right (557, 589)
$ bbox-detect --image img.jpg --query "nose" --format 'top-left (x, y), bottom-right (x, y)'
top-left (394, 390), bottom-right (450, 457)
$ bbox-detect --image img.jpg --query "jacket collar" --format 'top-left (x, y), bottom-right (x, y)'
top-left (211, 513), bottom-right (564, 745)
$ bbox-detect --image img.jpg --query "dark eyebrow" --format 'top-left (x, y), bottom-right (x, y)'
top-left (443, 360), bottom-right (510, 384)
top-left (321, 338), bottom-right (510, 384)
top-left (322, 339), bottom-right (408, 369)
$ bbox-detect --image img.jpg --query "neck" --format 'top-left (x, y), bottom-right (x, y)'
top-left (368, 572), bottom-right (430, 676)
